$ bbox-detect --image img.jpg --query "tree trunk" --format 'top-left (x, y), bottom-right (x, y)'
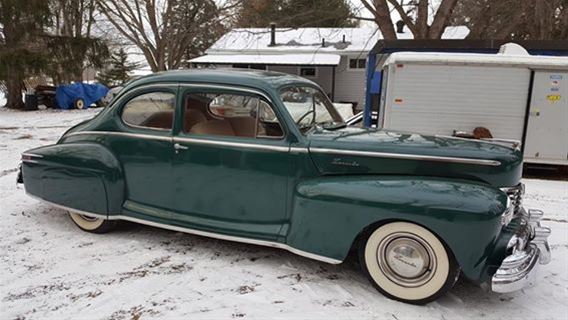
top-left (5, 79), bottom-right (25, 109)
top-left (373, 0), bottom-right (397, 40)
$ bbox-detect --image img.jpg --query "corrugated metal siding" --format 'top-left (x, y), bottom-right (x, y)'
top-left (334, 56), bottom-right (366, 110)
top-left (384, 64), bottom-right (530, 140)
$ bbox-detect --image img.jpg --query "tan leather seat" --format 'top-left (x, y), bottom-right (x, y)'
top-left (229, 117), bottom-right (257, 137)
top-left (190, 119), bottom-right (235, 136)
top-left (140, 111), bottom-right (173, 129)
top-left (184, 109), bottom-right (207, 132)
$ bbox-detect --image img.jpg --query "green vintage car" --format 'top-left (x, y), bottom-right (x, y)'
top-left (19, 69), bottom-right (551, 304)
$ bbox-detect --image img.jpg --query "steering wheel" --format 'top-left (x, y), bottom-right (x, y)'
top-left (296, 109), bottom-right (315, 126)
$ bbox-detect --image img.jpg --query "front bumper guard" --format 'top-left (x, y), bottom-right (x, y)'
top-left (492, 208), bottom-right (551, 293)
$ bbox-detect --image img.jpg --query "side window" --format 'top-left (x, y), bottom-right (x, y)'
top-left (184, 92), bottom-right (284, 139)
top-left (121, 92), bottom-right (175, 130)
top-left (349, 58), bottom-right (366, 70)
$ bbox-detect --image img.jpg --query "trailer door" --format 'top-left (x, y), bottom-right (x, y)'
top-left (523, 71), bottom-right (568, 165)
top-left (382, 64), bottom-right (530, 140)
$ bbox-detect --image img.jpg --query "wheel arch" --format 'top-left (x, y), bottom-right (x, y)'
top-left (349, 217), bottom-right (460, 268)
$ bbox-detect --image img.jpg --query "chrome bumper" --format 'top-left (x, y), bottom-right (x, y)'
top-left (492, 208), bottom-right (551, 293)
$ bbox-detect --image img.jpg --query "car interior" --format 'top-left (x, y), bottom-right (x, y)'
top-left (127, 92), bottom-right (284, 138)
top-left (184, 93), bottom-right (283, 138)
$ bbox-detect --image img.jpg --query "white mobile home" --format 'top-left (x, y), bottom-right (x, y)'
top-left (189, 26), bottom-right (469, 117)
top-left (378, 49), bottom-right (568, 166)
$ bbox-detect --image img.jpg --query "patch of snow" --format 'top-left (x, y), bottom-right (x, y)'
top-left (440, 25), bottom-right (470, 40)
top-left (499, 43), bottom-right (530, 56)
top-left (384, 51), bottom-right (568, 69)
top-left (0, 91), bottom-right (6, 107)
top-left (0, 110), bottom-right (566, 319)
top-left (209, 27), bottom-right (380, 55)
top-left (207, 26), bottom-right (468, 56)
top-left (189, 53), bottom-right (341, 66)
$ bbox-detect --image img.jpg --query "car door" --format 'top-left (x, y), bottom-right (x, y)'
top-left (171, 84), bottom-right (290, 241)
top-left (109, 85), bottom-right (177, 220)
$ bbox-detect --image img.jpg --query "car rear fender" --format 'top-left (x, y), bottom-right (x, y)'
top-left (22, 142), bottom-right (124, 215)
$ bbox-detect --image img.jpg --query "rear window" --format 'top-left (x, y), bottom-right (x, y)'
top-left (121, 92), bottom-right (175, 130)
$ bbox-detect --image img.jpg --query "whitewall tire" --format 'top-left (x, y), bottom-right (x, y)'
top-left (360, 221), bottom-right (459, 304)
top-left (68, 211), bottom-right (117, 234)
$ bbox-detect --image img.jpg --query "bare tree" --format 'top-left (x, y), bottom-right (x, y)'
top-left (48, 0), bottom-right (109, 83)
top-left (97, 0), bottom-right (229, 72)
top-left (53, 0), bottom-right (97, 38)
top-left (235, 0), bottom-right (357, 28)
top-left (359, 0), bottom-right (458, 39)
top-left (453, 0), bottom-right (568, 40)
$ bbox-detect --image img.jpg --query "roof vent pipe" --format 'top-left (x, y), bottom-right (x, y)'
top-left (269, 22), bottom-right (276, 46)
top-left (342, 34), bottom-right (346, 43)
top-left (322, 38), bottom-right (326, 47)
top-left (396, 20), bottom-right (405, 33)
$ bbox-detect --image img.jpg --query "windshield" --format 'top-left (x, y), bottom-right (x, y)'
top-left (279, 85), bottom-right (344, 132)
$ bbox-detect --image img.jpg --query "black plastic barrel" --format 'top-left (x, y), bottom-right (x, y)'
top-left (24, 94), bottom-right (39, 111)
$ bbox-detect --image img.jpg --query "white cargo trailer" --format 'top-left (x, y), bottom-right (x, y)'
top-left (378, 49), bottom-right (568, 166)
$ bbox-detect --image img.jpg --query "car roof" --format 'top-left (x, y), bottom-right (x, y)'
top-left (123, 68), bottom-right (318, 93)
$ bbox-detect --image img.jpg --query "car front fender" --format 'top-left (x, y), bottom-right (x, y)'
top-left (286, 175), bottom-right (508, 282)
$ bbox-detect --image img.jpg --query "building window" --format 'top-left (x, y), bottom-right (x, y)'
top-left (232, 64), bottom-right (267, 70)
top-left (349, 58), bottom-right (366, 70)
top-left (299, 67), bottom-right (317, 77)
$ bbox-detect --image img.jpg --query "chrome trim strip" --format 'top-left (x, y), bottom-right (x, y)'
top-left (66, 131), bottom-right (172, 142)
top-left (21, 153), bottom-right (44, 158)
top-left (290, 147), bottom-right (309, 154)
top-left (67, 131), bottom-right (291, 153)
top-left (309, 147), bottom-right (501, 166)
top-left (28, 193), bottom-right (342, 264)
top-left (22, 160), bottom-right (39, 164)
top-left (173, 137), bottom-right (289, 152)
top-left (345, 112), bottom-right (363, 126)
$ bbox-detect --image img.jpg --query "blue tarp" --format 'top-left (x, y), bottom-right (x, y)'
top-left (55, 83), bottom-right (109, 109)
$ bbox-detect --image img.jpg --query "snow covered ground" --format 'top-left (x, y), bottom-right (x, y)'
top-left (1, 107), bottom-right (567, 320)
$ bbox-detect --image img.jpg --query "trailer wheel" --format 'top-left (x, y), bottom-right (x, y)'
top-left (74, 98), bottom-right (85, 109)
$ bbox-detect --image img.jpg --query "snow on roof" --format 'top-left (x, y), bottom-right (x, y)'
top-left (189, 53), bottom-right (341, 66)
top-left (384, 51), bottom-right (568, 70)
top-left (207, 26), bottom-right (469, 55)
top-left (208, 28), bottom-right (379, 55)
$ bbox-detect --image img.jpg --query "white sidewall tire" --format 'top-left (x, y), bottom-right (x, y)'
top-left (364, 222), bottom-right (451, 302)
top-left (69, 212), bottom-right (105, 231)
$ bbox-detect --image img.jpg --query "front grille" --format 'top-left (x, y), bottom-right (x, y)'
top-left (501, 183), bottom-right (525, 214)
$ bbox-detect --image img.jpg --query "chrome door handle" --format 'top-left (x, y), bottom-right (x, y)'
top-left (174, 143), bottom-right (189, 151)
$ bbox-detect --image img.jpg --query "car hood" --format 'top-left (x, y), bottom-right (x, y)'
top-left (306, 127), bottom-right (523, 187)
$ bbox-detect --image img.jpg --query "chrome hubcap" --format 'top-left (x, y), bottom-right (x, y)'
top-left (378, 233), bottom-right (436, 287)
top-left (79, 214), bottom-right (98, 222)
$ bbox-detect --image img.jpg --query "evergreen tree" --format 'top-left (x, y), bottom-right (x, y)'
top-left (96, 48), bottom-right (139, 87)
top-left (0, 0), bottom-right (51, 109)
top-left (0, 0), bottom-right (109, 109)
